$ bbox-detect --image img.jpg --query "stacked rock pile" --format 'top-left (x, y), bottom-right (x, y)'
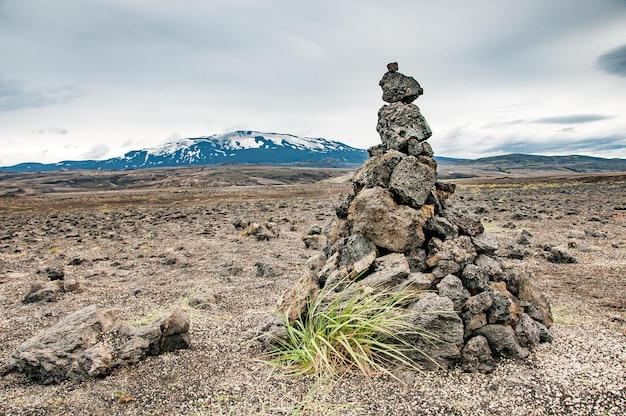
top-left (278, 63), bottom-right (553, 372)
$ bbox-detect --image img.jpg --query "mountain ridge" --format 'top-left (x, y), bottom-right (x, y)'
top-left (1, 131), bottom-right (626, 174)
top-left (0, 131), bottom-right (369, 172)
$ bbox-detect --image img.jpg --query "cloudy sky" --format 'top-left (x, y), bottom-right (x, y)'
top-left (1, 0), bottom-right (626, 166)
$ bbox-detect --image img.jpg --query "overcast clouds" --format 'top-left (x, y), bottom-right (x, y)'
top-left (1, 0), bottom-right (625, 166)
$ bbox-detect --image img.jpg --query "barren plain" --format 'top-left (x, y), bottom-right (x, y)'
top-left (1, 168), bottom-right (625, 415)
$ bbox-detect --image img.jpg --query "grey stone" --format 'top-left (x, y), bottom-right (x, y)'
top-left (353, 150), bottom-right (404, 192)
top-left (432, 260), bottom-right (460, 280)
top-left (428, 236), bottom-right (477, 268)
top-left (379, 69), bottom-right (423, 103)
top-left (302, 235), bottom-right (321, 250)
top-left (475, 254), bottom-right (504, 281)
top-left (338, 234), bottom-right (377, 279)
top-left (515, 313), bottom-right (541, 348)
top-left (23, 281), bottom-right (61, 304)
top-left (434, 181), bottom-right (456, 204)
top-left (389, 155), bottom-right (436, 209)
top-left (446, 207), bottom-right (484, 236)
top-left (518, 274), bottom-right (553, 328)
top-left (348, 187), bottom-right (428, 252)
top-left (436, 274), bottom-right (470, 311)
top-left (407, 139), bottom-right (434, 157)
top-left (426, 216), bottom-right (459, 241)
top-left (308, 225), bottom-right (322, 235)
top-left (4, 305), bottom-right (190, 384)
top-left (45, 267), bottom-right (64, 281)
top-left (406, 293), bottom-right (464, 369)
top-left (255, 262), bottom-right (277, 278)
top-left (358, 253), bottom-right (410, 288)
top-left (536, 321), bottom-right (554, 343)
top-left (377, 102), bottom-right (432, 151)
top-left (461, 311), bottom-right (488, 336)
top-left (548, 246), bottom-right (577, 264)
top-left (406, 248), bottom-right (428, 272)
top-left (335, 191), bottom-right (356, 219)
top-left (472, 233), bottom-right (499, 253)
top-left (475, 324), bottom-right (529, 359)
top-left (461, 335), bottom-right (496, 373)
top-left (462, 264), bottom-right (490, 292)
top-left (465, 291), bottom-right (494, 314)
top-left (188, 294), bottom-right (218, 310)
top-left (487, 291), bottom-right (511, 324)
top-left (277, 272), bottom-right (320, 322)
top-left (395, 272), bottom-right (434, 292)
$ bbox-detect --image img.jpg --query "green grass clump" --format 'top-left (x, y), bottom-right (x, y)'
top-left (268, 281), bottom-right (436, 380)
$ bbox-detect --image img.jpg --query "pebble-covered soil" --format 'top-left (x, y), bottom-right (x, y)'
top-left (1, 177), bottom-right (625, 415)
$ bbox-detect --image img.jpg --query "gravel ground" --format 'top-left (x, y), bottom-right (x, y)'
top-left (1, 179), bottom-right (625, 415)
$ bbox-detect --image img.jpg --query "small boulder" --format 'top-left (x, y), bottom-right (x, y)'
top-left (514, 313), bottom-right (541, 348)
top-left (4, 305), bottom-right (190, 384)
top-left (348, 187), bottom-right (427, 252)
top-left (547, 246), bottom-right (577, 264)
top-left (461, 335), bottom-right (496, 373)
top-left (389, 156), bottom-right (436, 209)
top-left (379, 68), bottom-right (424, 103)
top-left (406, 293), bottom-right (464, 369)
top-left (377, 102), bottom-right (432, 151)
top-left (475, 324), bottom-right (529, 359)
top-left (23, 282), bottom-right (61, 303)
top-left (436, 274), bottom-right (470, 311)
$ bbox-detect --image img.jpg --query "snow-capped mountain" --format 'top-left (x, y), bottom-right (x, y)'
top-left (1, 131), bottom-right (369, 172)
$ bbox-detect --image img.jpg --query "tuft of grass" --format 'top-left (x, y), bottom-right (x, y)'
top-left (267, 280), bottom-right (437, 380)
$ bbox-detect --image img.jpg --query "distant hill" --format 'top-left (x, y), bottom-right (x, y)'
top-left (437, 153), bottom-right (626, 178)
top-left (0, 131), bottom-right (369, 172)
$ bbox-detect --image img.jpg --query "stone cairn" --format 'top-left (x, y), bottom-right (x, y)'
top-left (277, 62), bottom-right (553, 372)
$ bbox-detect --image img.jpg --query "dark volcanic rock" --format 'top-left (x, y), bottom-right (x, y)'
top-left (377, 102), bottom-right (432, 151)
top-left (406, 294), bottom-right (464, 369)
top-left (3, 305), bottom-right (190, 384)
top-left (475, 324), bottom-right (529, 359)
top-left (547, 246), bottom-right (577, 264)
top-left (389, 156), bottom-right (436, 209)
top-left (461, 335), bottom-right (496, 373)
top-left (379, 67), bottom-right (424, 103)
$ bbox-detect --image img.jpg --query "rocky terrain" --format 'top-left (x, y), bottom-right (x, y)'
top-left (0, 172), bottom-right (625, 415)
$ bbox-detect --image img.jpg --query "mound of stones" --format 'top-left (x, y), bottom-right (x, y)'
top-left (1, 305), bottom-right (190, 384)
top-left (277, 63), bottom-right (553, 372)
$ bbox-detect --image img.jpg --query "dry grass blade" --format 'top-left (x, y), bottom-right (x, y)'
top-left (267, 279), bottom-right (438, 380)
